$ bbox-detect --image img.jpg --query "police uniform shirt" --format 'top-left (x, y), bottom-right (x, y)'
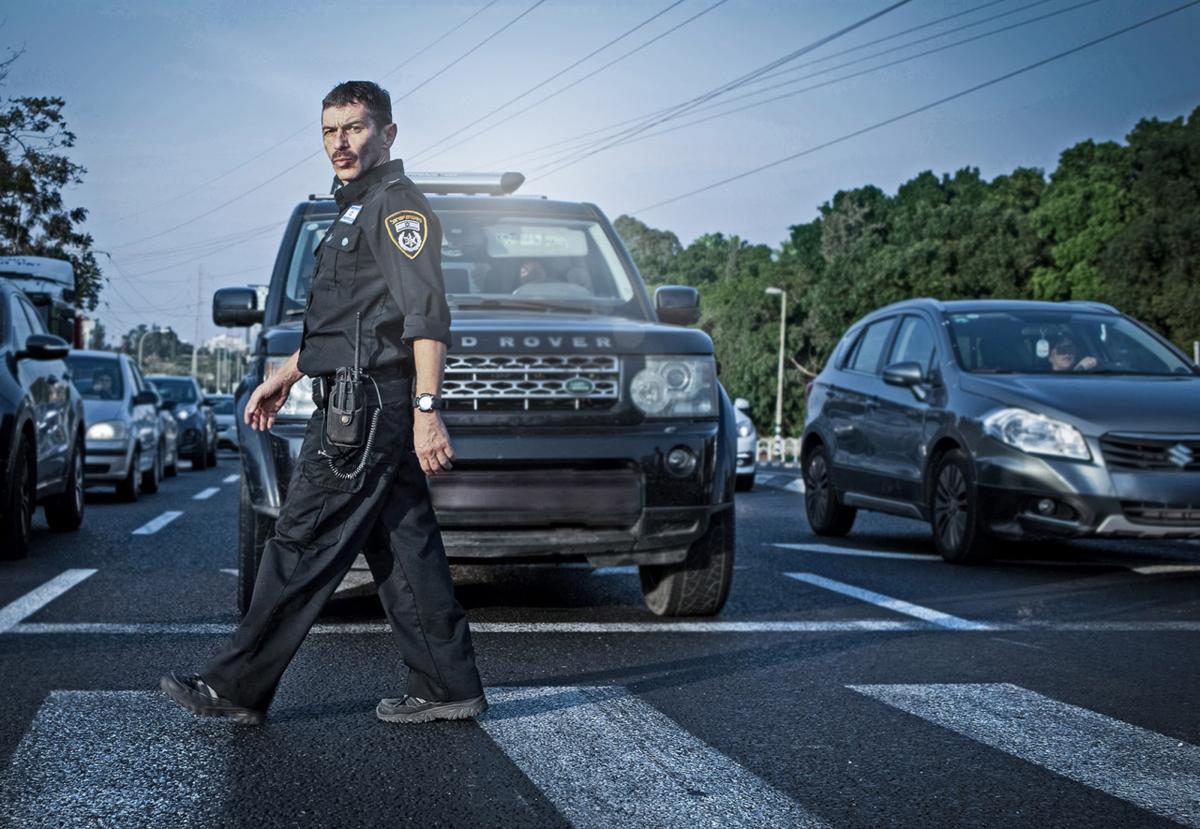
top-left (298, 159), bottom-right (450, 378)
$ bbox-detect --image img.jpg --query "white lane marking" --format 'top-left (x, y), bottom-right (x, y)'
top-left (0, 570), bottom-right (97, 633)
top-left (219, 568), bottom-right (238, 576)
top-left (0, 691), bottom-right (228, 826)
top-left (1131, 564), bottom-right (1200, 575)
top-left (131, 511), bottom-right (183, 535)
top-left (850, 683), bottom-right (1200, 828)
top-left (222, 474), bottom-right (240, 484)
top-left (192, 487), bottom-right (220, 500)
top-left (480, 686), bottom-right (826, 829)
top-left (785, 572), bottom-right (993, 630)
top-left (774, 542), bottom-right (939, 561)
top-left (784, 478), bottom-right (806, 494)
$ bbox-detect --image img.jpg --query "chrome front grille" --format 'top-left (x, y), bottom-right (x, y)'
top-left (443, 354), bottom-right (620, 411)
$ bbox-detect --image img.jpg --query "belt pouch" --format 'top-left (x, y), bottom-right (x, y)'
top-left (324, 367), bottom-right (366, 448)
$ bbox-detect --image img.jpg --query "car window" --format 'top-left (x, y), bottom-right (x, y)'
top-left (151, 377), bottom-right (199, 404)
top-left (65, 355), bottom-right (126, 399)
top-left (18, 298), bottom-right (47, 336)
top-left (845, 318), bottom-right (896, 375)
top-left (10, 296), bottom-right (34, 349)
top-left (129, 362), bottom-right (147, 393)
top-left (211, 398), bottom-right (235, 415)
top-left (888, 316), bottom-right (936, 371)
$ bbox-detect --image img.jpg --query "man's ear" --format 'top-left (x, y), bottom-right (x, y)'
top-left (382, 122), bottom-right (398, 149)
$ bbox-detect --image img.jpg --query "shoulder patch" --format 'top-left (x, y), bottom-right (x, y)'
top-left (385, 209), bottom-right (427, 260)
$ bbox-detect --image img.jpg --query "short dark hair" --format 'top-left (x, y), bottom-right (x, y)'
top-left (322, 81), bottom-right (393, 128)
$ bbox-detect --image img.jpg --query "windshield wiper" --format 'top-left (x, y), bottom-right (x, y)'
top-left (454, 298), bottom-right (596, 315)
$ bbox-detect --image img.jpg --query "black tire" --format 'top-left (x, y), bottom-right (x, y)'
top-left (237, 474), bottom-right (274, 617)
top-left (191, 446), bottom-right (208, 470)
top-left (206, 441), bottom-right (218, 467)
top-left (638, 508), bottom-right (734, 617)
top-left (165, 445), bottom-right (178, 478)
top-left (930, 449), bottom-right (990, 563)
top-left (803, 443), bottom-right (856, 536)
top-left (142, 442), bottom-right (163, 494)
top-left (44, 438), bottom-right (85, 532)
top-left (735, 473), bottom-right (756, 492)
top-left (2, 435), bottom-right (35, 559)
top-left (117, 449), bottom-right (141, 502)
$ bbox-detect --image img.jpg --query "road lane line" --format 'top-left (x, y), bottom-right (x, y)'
top-left (222, 474), bottom-right (240, 484)
top-left (785, 572), bottom-right (994, 630)
top-left (192, 487), bottom-right (220, 500)
top-left (0, 691), bottom-right (228, 826)
top-left (850, 683), bottom-right (1200, 828)
top-left (774, 542), bottom-right (939, 561)
top-left (480, 686), bottom-right (827, 829)
top-left (0, 570), bottom-right (97, 633)
top-left (131, 511), bottom-right (183, 535)
top-left (784, 478), bottom-right (806, 494)
top-left (219, 568), bottom-right (238, 576)
top-left (1131, 564), bottom-right (1200, 575)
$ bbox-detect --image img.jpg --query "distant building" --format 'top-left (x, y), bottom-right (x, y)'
top-left (204, 334), bottom-right (248, 353)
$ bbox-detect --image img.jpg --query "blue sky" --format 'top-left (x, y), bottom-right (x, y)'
top-left (4, 0), bottom-right (1198, 342)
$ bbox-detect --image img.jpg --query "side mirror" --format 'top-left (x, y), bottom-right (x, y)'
top-left (133, 390), bottom-right (159, 407)
top-left (883, 361), bottom-right (928, 401)
top-left (734, 397), bottom-right (751, 412)
top-left (18, 333), bottom-right (70, 361)
top-left (213, 287), bottom-right (263, 327)
top-left (655, 285), bottom-right (700, 326)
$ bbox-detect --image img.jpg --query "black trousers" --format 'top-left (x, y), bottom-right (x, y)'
top-left (204, 380), bottom-right (483, 712)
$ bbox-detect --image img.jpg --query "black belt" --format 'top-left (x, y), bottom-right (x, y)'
top-left (311, 374), bottom-right (412, 409)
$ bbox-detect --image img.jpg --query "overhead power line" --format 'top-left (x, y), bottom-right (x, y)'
top-left (408, 0), bottom-right (689, 165)
top-left (632, 0), bottom-right (1200, 215)
top-left (107, 2), bottom-right (500, 225)
top-left (530, 0), bottom-right (916, 180)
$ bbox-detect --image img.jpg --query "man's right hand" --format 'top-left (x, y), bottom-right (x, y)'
top-left (244, 374), bottom-right (294, 432)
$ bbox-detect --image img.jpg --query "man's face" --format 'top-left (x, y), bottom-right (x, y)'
top-left (1049, 341), bottom-right (1076, 371)
top-left (322, 101), bottom-right (397, 183)
top-left (519, 260), bottom-right (548, 284)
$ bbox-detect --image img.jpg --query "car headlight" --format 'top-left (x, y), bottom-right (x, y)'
top-left (982, 408), bottom-right (1091, 461)
top-left (737, 423), bottom-right (753, 438)
top-left (176, 409), bottom-right (190, 420)
top-left (264, 357), bottom-right (316, 419)
top-left (630, 356), bottom-right (717, 418)
top-left (87, 420), bottom-right (127, 441)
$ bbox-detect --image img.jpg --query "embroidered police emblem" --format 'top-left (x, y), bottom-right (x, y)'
top-left (385, 210), bottom-right (427, 260)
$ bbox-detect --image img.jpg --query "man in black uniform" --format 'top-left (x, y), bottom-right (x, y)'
top-left (161, 81), bottom-right (486, 725)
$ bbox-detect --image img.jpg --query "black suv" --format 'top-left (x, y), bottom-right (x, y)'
top-left (214, 173), bottom-right (737, 617)
top-left (1, 279), bottom-right (86, 557)
top-left (802, 298), bottom-right (1200, 561)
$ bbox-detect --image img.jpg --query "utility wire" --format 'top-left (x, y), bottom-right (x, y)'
top-left (550, 0), bottom-right (1103, 162)
top-left (408, 0), bottom-right (688, 165)
top-left (531, 0), bottom-right (915, 180)
top-left (107, 1), bottom-right (500, 225)
top-left (632, 0), bottom-right (1200, 214)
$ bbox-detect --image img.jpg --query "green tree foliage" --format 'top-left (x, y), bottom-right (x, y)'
top-left (616, 106), bottom-right (1200, 436)
top-left (0, 51), bottom-right (102, 309)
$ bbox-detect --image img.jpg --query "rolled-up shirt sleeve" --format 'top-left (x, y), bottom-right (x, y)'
top-left (368, 188), bottom-right (452, 346)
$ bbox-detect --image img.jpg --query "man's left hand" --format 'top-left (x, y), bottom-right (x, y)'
top-left (414, 412), bottom-right (454, 475)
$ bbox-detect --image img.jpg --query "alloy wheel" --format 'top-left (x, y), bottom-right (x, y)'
top-left (933, 463), bottom-right (969, 552)
top-left (805, 453), bottom-right (831, 526)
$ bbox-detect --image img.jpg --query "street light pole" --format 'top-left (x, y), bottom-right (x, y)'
top-left (765, 287), bottom-right (787, 443)
top-left (137, 326), bottom-right (159, 371)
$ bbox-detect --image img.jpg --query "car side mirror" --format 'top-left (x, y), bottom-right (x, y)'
top-left (655, 285), bottom-right (700, 326)
top-left (734, 397), bottom-right (751, 412)
top-left (133, 390), bottom-right (159, 407)
top-left (213, 287), bottom-right (263, 327)
top-left (159, 399), bottom-right (177, 411)
top-left (18, 333), bottom-right (70, 361)
top-left (883, 361), bottom-right (928, 401)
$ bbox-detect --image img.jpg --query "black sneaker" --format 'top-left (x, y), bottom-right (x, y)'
top-left (160, 672), bottom-right (265, 725)
top-left (376, 694), bottom-right (488, 724)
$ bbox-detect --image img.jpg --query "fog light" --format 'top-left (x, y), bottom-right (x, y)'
top-left (665, 446), bottom-right (697, 477)
top-left (1037, 498), bottom-right (1056, 516)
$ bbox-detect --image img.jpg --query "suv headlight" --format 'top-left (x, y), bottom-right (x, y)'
top-left (264, 357), bottom-right (316, 419)
top-left (982, 408), bottom-right (1091, 461)
top-left (87, 420), bottom-right (127, 441)
top-left (630, 356), bottom-right (717, 418)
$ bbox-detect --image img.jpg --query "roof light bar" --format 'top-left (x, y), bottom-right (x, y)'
top-left (408, 171), bottom-right (525, 196)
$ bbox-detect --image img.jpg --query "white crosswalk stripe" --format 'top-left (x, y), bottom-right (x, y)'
top-left (222, 474), bottom-right (240, 484)
top-left (785, 572), bottom-right (994, 630)
top-left (775, 543), bottom-right (939, 561)
top-left (850, 683), bottom-right (1200, 827)
top-left (480, 686), bottom-right (827, 828)
top-left (0, 570), bottom-right (96, 633)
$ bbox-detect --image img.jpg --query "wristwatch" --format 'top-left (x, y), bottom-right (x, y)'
top-left (413, 393), bottom-right (443, 412)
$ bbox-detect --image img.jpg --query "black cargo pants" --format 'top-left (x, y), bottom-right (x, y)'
top-left (203, 376), bottom-right (483, 712)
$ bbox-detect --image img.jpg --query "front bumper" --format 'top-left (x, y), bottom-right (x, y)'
top-left (216, 424), bottom-right (238, 449)
top-left (249, 418), bottom-right (730, 565)
top-left (976, 438), bottom-right (1200, 540)
top-left (736, 435), bottom-right (756, 475)
top-left (83, 441), bottom-right (132, 483)
top-left (177, 426), bottom-right (206, 454)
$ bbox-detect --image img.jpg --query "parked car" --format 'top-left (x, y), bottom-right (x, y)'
top-left (207, 393), bottom-right (238, 450)
top-left (146, 375), bottom-right (218, 469)
top-left (65, 351), bottom-right (168, 501)
top-left (1, 280), bottom-right (86, 557)
top-left (213, 172), bottom-right (738, 618)
top-left (734, 398), bottom-right (756, 491)
top-left (802, 299), bottom-right (1200, 562)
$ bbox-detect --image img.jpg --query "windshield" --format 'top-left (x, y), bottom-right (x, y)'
top-left (945, 310), bottom-right (1195, 376)
top-left (150, 377), bottom-right (198, 404)
top-left (66, 355), bottom-right (125, 400)
top-left (211, 398), bottom-right (235, 415)
top-left (283, 211), bottom-right (645, 320)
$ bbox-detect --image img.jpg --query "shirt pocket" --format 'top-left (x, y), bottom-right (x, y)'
top-left (322, 223), bottom-right (363, 287)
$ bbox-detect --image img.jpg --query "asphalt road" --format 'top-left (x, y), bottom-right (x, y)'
top-left (1, 455), bottom-right (1198, 828)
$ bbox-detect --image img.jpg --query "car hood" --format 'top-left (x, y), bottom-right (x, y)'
top-left (81, 398), bottom-right (128, 423)
top-left (261, 313), bottom-right (713, 357)
top-left (960, 373), bottom-right (1200, 435)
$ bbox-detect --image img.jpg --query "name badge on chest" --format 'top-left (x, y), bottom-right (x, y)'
top-left (339, 204), bottom-right (363, 224)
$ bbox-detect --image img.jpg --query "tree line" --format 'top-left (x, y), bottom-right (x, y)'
top-left (615, 106), bottom-right (1200, 435)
